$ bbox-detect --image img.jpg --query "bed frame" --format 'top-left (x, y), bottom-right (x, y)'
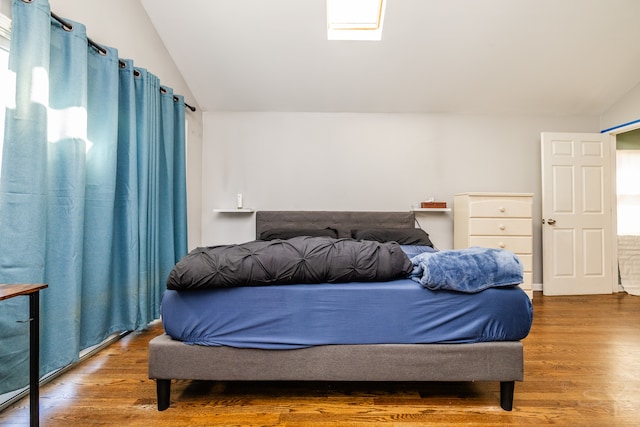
top-left (148, 211), bottom-right (524, 411)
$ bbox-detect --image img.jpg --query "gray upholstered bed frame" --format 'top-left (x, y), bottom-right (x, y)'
top-left (148, 211), bottom-right (524, 411)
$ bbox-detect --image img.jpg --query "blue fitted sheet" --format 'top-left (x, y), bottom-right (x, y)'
top-left (161, 279), bottom-right (533, 349)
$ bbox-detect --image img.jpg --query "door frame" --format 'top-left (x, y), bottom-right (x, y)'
top-left (602, 121), bottom-right (640, 293)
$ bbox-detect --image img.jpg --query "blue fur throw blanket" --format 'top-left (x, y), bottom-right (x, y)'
top-left (410, 246), bottom-right (524, 293)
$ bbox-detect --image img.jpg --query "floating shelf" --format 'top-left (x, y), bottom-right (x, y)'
top-left (213, 208), bottom-right (255, 213)
top-left (411, 207), bottom-right (451, 212)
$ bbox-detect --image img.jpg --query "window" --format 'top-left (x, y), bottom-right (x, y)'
top-left (0, 7), bottom-right (11, 174)
top-left (327, 0), bottom-right (386, 41)
top-left (617, 149), bottom-right (640, 235)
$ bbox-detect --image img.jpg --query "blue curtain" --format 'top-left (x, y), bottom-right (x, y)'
top-left (0, 0), bottom-right (188, 394)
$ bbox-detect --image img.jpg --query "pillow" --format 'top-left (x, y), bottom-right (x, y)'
top-left (352, 228), bottom-right (434, 247)
top-left (259, 227), bottom-right (339, 241)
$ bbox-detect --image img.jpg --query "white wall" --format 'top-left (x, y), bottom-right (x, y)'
top-left (49, 0), bottom-right (204, 250)
top-left (601, 81), bottom-right (640, 132)
top-left (202, 111), bottom-right (599, 284)
top-left (0, 0), bottom-right (8, 17)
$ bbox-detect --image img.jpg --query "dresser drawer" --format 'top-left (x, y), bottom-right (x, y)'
top-left (468, 218), bottom-right (532, 236)
top-left (516, 254), bottom-right (532, 272)
top-left (468, 197), bottom-right (532, 218)
top-left (468, 236), bottom-right (532, 254)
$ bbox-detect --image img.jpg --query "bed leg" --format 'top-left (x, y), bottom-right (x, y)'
top-left (156, 379), bottom-right (171, 411)
top-left (499, 381), bottom-right (514, 411)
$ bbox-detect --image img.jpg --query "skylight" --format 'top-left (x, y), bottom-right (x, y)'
top-left (327, 0), bottom-right (386, 41)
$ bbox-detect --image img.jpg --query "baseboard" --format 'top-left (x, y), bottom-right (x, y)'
top-left (532, 283), bottom-right (635, 295)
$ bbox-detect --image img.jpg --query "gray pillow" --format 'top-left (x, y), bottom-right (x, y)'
top-left (352, 228), bottom-right (433, 247)
top-left (260, 227), bottom-right (339, 241)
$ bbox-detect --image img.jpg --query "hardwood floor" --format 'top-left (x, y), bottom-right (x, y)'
top-left (1, 292), bottom-right (640, 426)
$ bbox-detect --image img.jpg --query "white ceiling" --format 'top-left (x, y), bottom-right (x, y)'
top-left (141, 0), bottom-right (640, 115)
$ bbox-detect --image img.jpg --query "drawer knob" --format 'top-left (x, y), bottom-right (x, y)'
top-left (499, 242), bottom-right (505, 248)
top-left (499, 224), bottom-right (506, 230)
top-left (499, 207), bottom-right (505, 213)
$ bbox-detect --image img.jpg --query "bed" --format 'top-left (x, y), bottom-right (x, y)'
top-left (149, 211), bottom-right (533, 411)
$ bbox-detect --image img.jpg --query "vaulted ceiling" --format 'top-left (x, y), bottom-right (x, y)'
top-left (141, 0), bottom-right (640, 115)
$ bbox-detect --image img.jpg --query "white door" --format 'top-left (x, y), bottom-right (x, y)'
top-left (541, 132), bottom-right (615, 295)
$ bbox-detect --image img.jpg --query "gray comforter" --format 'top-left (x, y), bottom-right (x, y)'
top-left (166, 236), bottom-right (412, 290)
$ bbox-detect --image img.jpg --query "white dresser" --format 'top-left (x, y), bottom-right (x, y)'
top-left (453, 192), bottom-right (533, 298)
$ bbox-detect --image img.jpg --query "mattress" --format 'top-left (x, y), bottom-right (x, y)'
top-left (161, 279), bottom-right (533, 349)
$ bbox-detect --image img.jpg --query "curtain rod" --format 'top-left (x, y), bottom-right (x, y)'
top-left (50, 12), bottom-right (197, 113)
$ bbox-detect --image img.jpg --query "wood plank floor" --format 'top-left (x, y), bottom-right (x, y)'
top-left (1, 292), bottom-right (640, 426)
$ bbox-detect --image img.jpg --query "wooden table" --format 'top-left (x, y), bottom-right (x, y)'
top-left (0, 283), bottom-right (48, 427)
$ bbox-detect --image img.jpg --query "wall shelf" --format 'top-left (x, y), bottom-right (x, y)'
top-left (213, 208), bottom-right (255, 213)
top-left (411, 207), bottom-right (451, 212)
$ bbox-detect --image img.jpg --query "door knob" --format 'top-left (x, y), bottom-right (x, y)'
top-left (547, 219), bottom-right (556, 225)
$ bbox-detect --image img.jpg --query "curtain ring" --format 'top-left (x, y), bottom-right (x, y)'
top-left (134, 70), bottom-right (141, 77)
top-left (22, 0), bottom-right (33, 3)
top-left (119, 61), bottom-right (127, 69)
top-left (51, 12), bottom-right (73, 32)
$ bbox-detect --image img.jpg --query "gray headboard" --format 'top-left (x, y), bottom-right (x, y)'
top-left (255, 211), bottom-right (416, 240)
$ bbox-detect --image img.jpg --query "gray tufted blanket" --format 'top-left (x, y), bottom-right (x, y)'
top-left (166, 236), bottom-right (413, 290)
